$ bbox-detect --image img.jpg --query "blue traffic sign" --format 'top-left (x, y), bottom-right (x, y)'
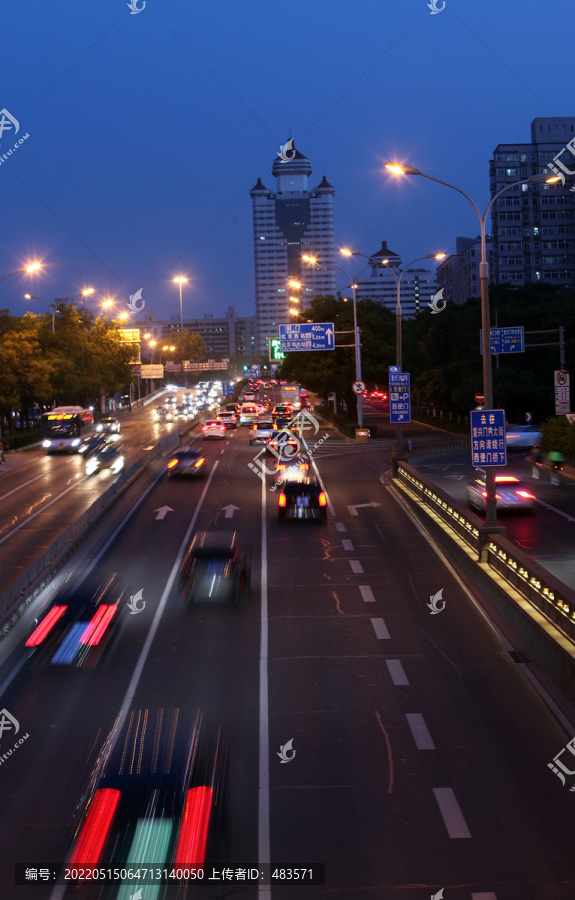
top-left (388, 365), bottom-right (401, 374)
top-left (480, 326), bottom-right (525, 355)
top-left (470, 409), bottom-right (507, 466)
top-left (279, 323), bottom-right (335, 352)
top-left (222, 381), bottom-right (235, 397)
top-left (390, 371), bottom-right (411, 423)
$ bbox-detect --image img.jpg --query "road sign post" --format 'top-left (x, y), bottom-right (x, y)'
top-left (279, 323), bottom-right (335, 352)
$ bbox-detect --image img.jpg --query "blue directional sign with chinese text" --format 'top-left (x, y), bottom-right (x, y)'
top-left (222, 381), bottom-right (235, 397)
top-left (470, 409), bottom-right (507, 466)
top-left (480, 326), bottom-right (525, 355)
top-left (390, 371), bottom-right (411, 423)
top-left (279, 323), bottom-right (335, 352)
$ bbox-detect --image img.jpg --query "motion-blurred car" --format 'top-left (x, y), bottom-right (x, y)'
top-left (95, 415), bottom-right (120, 434)
top-left (225, 403), bottom-right (240, 415)
top-left (249, 422), bottom-right (276, 445)
top-left (202, 419), bottom-right (226, 440)
top-left (277, 477), bottom-right (327, 522)
top-left (78, 433), bottom-right (108, 457)
top-left (69, 708), bottom-right (226, 875)
top-left (217, 411), bottom-right (238, 429)
top-left (25, 572), bottom-right (125, 667)
top-left (167, 448), bottom-right (207, 478)
top-left (272, 404), bottom-right (293, 419)
top-left (274, 459), bottom-right (310, 485)
top-left (175, 405), bottom-right (190, 420)
top-left (180, 531), bottom-right (250, 605)
top-left (85, 444), bottom-right (125, 475)
top-left (370, 390), bottom-right (386, 400)
top-left (467, 472), bottom-right (536, 513)
top-left (505, 425), bottom-right (542, 449)
top-left (267, 430), bottom-right (299, 459)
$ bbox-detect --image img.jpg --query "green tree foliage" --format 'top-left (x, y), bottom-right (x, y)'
top-left (0, 313), bottom-right (55, 431)
top-left (172, 331), bottom-right (206, 365)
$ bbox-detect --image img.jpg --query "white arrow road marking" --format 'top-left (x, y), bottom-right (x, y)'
top-left (154, 506), bottom-right (173, 520)
top-left (347, 502), bottom-right (381, 516)
top-left (221, 504), bottom-right (240, 519)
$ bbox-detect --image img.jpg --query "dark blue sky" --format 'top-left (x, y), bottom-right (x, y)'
top-left (1, 0), bottom-right (571, 325)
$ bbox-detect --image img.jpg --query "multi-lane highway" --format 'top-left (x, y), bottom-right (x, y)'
top-left (0, 395), bottom-right (574, 900)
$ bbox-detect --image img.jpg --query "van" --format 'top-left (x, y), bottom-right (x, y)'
top-left (240, 404), bottom-right (258, 425)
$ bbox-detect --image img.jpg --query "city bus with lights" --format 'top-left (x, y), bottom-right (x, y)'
top-left (41, 407), bottom-right (94, 453)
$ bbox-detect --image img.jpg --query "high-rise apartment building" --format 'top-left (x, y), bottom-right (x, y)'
top-left (250, 143), bottom-right (336, 355)
top-left (437, 236), bottom-right (494, 305)
top-left (353, 241), bottom-right (438, 316)
top-left (490, 117), bottom-right (575, 287)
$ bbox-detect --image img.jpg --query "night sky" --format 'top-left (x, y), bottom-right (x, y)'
top-left (1, 0), bottom-right (571, 325)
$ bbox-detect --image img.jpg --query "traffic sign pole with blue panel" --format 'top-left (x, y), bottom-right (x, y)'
top-left (389, 372), bottom-right (411, 423)
top-left (470, 409), bottom-right (507, 467)
top-left (279, 323), bottom-right (335, 352)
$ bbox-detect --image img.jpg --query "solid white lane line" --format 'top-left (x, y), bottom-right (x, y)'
top-left (371, 617), bottom-right (390, 639)
top-left (335, 522), bottom-right (346, 532)
top-left (259, 458), bottom-right (271, 890)
top-left (386, 659), bottom-right (409, 685)
top-left (0, 474), bottom-right (91, 546)
top-left (432, 787), bottom-right (472, 838)
top-left (349, 559), bottom-right (363, 573)
top-left (0, 471), bottom-right (46, 502)
top-left (359, 585), bottom-right (375, 603)
top-left (405, 713), bottom-right (435, 750)
top-left (341, 539), bottom-right (354, 551)
top-left (471, 894), bottom-right (498, 899)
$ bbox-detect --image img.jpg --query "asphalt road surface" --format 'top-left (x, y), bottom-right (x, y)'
top-left (0, 409), bottom-right (573, 900)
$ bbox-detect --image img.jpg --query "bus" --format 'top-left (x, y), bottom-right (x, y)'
top-left (41, 407), bottom-right (94, 453)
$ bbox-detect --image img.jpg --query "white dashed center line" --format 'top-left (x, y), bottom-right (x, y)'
top-left (386, 660), bottom-right (409, 685)
top-left (370, 618), bottom-right (390, 639)
top-left (349, 559), bottom-right (363, 573)
top-left (335, 522), bottom-right (346, 532)
top-left (405, 713), bottom-right (435, 750)
top-left (432, 787), bottom-right (471, 838)
top-left (341, 539), bottom-right (354, 551)
top-left (358, 585), bottom-right (375, 603)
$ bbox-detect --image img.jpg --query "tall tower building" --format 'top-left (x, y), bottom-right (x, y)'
top-left (250, 143), bottom-right (336, 356)
top-left (354, 241), bottom-right (438, 316)
top-left (490, 117), bottom-right (575, 287)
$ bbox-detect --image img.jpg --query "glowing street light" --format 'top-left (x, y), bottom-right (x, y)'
top-left (384, 160), bottom-right (558, 525)
top-left (173, 276), bottom-right (188, 333)
top-left (1, 261), bottom-right (43, 283)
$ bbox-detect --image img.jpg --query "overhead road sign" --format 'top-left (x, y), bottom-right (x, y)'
top-left (279, 323), bottom-right (335, 352)
top-left (480, 326), bottom-right (525, 355)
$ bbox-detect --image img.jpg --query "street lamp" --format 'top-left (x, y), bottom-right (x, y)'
top-left (1, 261), bottom-right (42, 283)
top-left (385, 161), bottom-right (559, 526)
top-left (173, 277), bottom-right (188, 333)
top-left (24, 293), bottom-right (56, 334)
top-left (303, 254), bottom-right (364, 427)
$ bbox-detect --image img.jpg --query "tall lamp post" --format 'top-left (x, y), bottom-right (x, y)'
top-left (302, 254), bottom-right (364, 428)
top-left (341, 247), bottom-right (445, 457)
top-left (385, 162), bottom-right (559, 526)
top-left (173, 277), bottom-right (188, 334)
top-left (24, 294), bottom-right (57, 334)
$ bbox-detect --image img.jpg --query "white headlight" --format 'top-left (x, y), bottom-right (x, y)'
top-left (42, 440), bottom-right (51, 448)
top-left (71, 438), bottom-right (80, 446)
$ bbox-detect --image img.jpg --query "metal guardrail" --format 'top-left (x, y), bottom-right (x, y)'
top-left (0, 426), bottom-right (185, 639)
top-left (396, 435), bottom-right (471, 456)
top-left (395, 460), bottom-right (575, 645)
